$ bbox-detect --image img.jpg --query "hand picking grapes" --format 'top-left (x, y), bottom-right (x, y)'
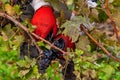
top-left (13, 0), bottom-right (76, 78)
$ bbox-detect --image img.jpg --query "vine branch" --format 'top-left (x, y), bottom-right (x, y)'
top-left (31, 33), bottom-right (67, 54)
top-left (0, 12), bottom-right (43, 55)
top-left (80, 24), bottom-right (120, 63)
top-left (0, 12), bottom-right (66, 55)
top-left (104, 0), bottom-right (120, 42)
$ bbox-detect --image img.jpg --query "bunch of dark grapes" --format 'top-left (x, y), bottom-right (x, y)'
top-left (20, 41), bottom-right (59, 74)
top-left (37, 49), bottom-right (58, 74)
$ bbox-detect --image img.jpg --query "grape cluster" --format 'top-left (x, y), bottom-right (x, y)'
top-left (20, 34), bottom-right (75, 75)
top-left (20, 41), bottom-right (76, 79)
top-left (37, 49), bottom-right (58, 74)
top-left (38, 38), bottom-right (65, 73)
top-left (20, 39), bottom-right (65, 74)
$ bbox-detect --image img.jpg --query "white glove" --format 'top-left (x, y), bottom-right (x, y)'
top-left (30, 0), bottom-right (50, 11)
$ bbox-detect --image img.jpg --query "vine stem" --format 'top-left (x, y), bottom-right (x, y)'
top-left (0, 1), bottom-right (2, 5)
top-left (31, 33), bottom-right (67, 54)
top-left (80, 24), bottom-right (120, 63)
top-left (104, 0), bottom-right (120, 42)
top-left (0, 12), bottom-right (43, 55)
top-left (0, 12), bottom-right (66, 55)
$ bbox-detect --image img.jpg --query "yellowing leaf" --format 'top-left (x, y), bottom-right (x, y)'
top-left (4, 4), bottom-right (15, 16)
top-left (90, 29), bottom-right (104, 41)
top-left (2, 24), bottom-right (15, 38)
top-left (75, 35), bottom-right (90, 51)
top-left (19, 69), bottom-right (30, 77)
top-left (66, 0), bottom-right (74, 5)
top-left (1, 31), bottom-right (8, 41)
top-left (1, 0), bottom-right (9, 3)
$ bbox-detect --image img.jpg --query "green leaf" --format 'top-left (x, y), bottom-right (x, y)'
top-left (4, 3), bottom-right (15, 16)
top-left (112, 0), bottom-right (120, 7)
top-left (61, 16), bottom-right (87, 42)
top-left (75, 35), bottom-right (90, 51)
top-left (1, 0), bottom-right (9, 3)
top-left (99, 65), bottom-right (115, 79)
top-left (2, 24), bottom-right (16, 39)
top-left (98, 9), bottom-right (109, 22)
top-left (13, 4), bottom-right (21, 15)
top-left (75, 49), bottom-right (84, 56)
top-left (45, 0), bottom-right (62, 12)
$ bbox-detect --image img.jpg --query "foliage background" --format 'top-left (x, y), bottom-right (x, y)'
top-left (0, 0), bottom-right (120, 80)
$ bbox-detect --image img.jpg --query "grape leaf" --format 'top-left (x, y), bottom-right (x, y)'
top-left (113, 10), bottom-right (120, 27)
top-left (1, 0), bottom-right (9, 3)
top-left (45, 0), bottom-right (61, 12)
top-left (100, 65), bottom-right (115, 79)
top-left (4, 3), bottom-right (15, 16)
top-left (2, 24), bottom-right (15, 39)
top-left (98, 9), bottom-right (109, 22)
top-left (75, 35), bottom-right (90, 51)
top-left (112, 0), bottom-right (120, 7)
top-left (61, 16), bottom-right (93, 42)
